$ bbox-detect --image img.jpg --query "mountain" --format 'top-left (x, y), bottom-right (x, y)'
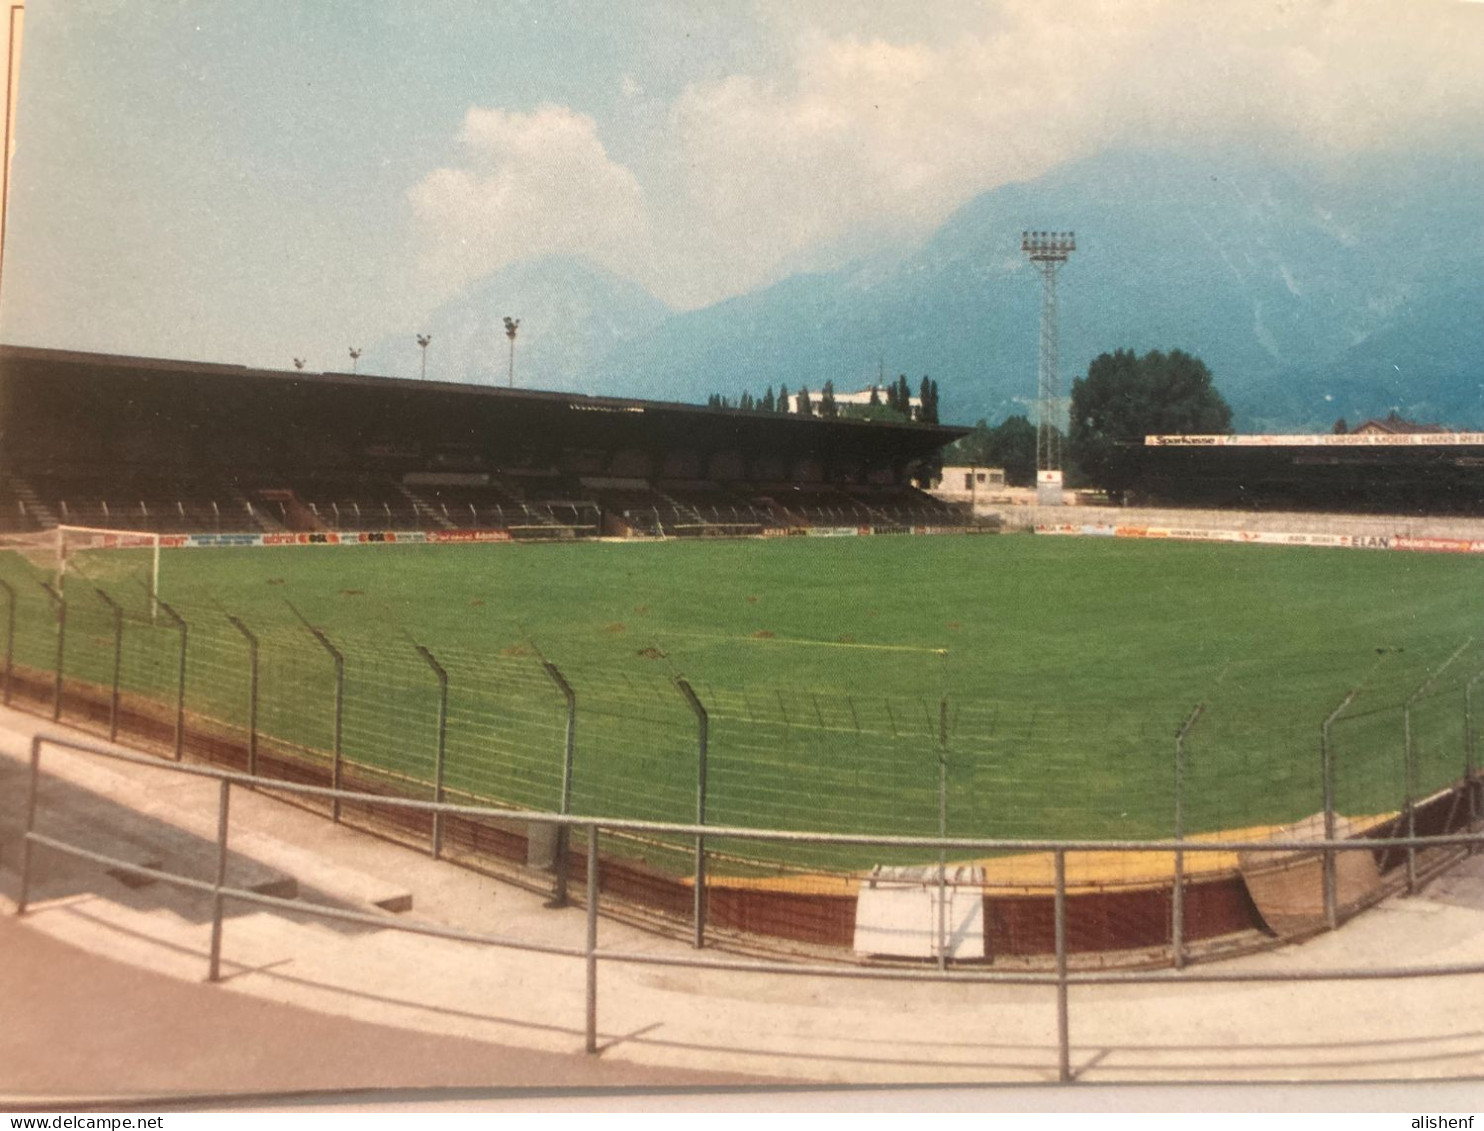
top-left (359, 255), bottom-right (672, 389)
top-left (367, 150), bottom-right (1484, 432)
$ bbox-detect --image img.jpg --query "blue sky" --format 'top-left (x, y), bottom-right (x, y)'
top-left (2, 0), bottom-right (1482, 374)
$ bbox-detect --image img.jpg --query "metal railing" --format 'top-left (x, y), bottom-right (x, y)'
top-left (13, 732), bottom-right (1484, 1083)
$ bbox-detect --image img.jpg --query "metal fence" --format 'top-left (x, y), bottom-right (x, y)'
top-left (1, 563), bottom-right (1482, 953)
top-left (13, 733), bottom-right (1484, 1084)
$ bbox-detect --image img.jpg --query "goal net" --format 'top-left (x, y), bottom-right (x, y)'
top-left (56, 525), bottom-right (162, 610)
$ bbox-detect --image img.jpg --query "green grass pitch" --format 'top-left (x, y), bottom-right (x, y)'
top-left (3, 533), bottom-right (1481, 872)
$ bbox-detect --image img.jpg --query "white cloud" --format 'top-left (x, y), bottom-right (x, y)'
top-left (409, 2), bottom-right (1484, 311)
top-left (652, 0), bottom-right (1484, 304)
top-left (408, 104), bottom-right (649, 297)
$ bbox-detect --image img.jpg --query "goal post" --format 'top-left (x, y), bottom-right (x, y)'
top-left (56, 525), bottom-right (162, 615)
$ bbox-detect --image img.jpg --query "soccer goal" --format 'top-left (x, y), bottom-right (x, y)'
top-left (56, 525), bottom-right (163, 613)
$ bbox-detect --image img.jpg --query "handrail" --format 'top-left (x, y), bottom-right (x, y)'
top-left (17, 727), bottom-right (1484, 1080)
top-left (13, 731), bottom-right (1484, 1083)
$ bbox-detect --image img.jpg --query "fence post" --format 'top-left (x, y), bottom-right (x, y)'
top-left (937, 693), bottom-right (949, 972)
top-left (16, 735), bottom-right (43, 915)
top-left (94, 588), bottom-right (124, 743)
top-left (289, 604), bottom-right (345, 822)
top-left (416, 644), bottom-right (450, 860)
top-left (1321, 687), bottom-right (1361, 931)
top-left (1403, 639), bottom-right (1472, 893)
top-left (313, 628), bottom-right (345, 823)
top-left (0, 578), bottom-right (14, 707)
top-left (226, 615), bottom-right (259, 778)
top-left (156, 600), bottom-right (188, 762)
top-left (207, 778), bottom-right (231, 982)
top-left (674, 676), bottom-right (708, 949)
top-left (585, 823), bottom-right (600, 1054)
top-left (1054, 847), bottom-right (1070, 1084)
top-left (1465, 671), bottom-right (1484, 843)
top-left (41, 582), bottom-right (65, 722)
top-left (1172, 703), bottom-right (1204, 970)
top-left (1404, 686), bottom-right (1417, 894)
top-left (542, 659), bottom-right (577, 905)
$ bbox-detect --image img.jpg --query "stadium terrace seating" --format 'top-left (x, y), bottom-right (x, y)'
top-left (658, 481), bottom-right (769, 517)
top-left (23, 470), bottom-right (271, 534)
top-left (753, 483), bottom-right (878, 527)
top-left (842, 484), bottom-right (973, 527)
top-left (0, 476), bottom-right (48, 534)
top-left (406, 482), bottom-right (523, 529)
top-left (4, 466), bottom-right (971, 540)
top-left (579, 480), bottom-right (671, 535)
top-left (260, 476), bottom-right (434, 532)
top-left (511, 475), bottom-right (602, 533)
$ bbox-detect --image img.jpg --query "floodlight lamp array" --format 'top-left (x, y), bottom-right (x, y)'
top-left (1021, 230), bottom-right (1076, 261)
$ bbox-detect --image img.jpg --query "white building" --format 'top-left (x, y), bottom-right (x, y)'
top-left (933, 465), bottom-right (1007, 511)
top-left (787, 385), bottom-right (921, 418)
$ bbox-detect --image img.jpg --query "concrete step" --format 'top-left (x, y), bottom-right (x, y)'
top-left (226, 823), bottom-right (414, 914)
top-left (0, 716), bottom-right (413, 919)
top-left (0, 761), bottom-right (297, 904)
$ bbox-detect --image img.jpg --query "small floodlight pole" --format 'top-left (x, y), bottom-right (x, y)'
top-left (504, 316), bottom-right (520, 388)
top-left (348, 347), bottom-right (362, 374)
top-left (417, 333), bottom-right (432, 380)
top-left (292, 357), bottom-right (306, 371)
top-left (1021, 230), bottom-right (1075, 505)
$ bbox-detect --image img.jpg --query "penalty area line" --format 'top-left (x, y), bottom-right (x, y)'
top-left (658, 630), bottom-right (948, 656)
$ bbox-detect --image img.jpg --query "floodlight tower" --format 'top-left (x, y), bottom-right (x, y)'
top-left (1021, 230), bottom-right (1075, 504)
top-left (503, 316), bottom-right (520, 388)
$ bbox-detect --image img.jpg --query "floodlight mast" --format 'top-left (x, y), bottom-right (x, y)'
top-left (1021, 230), bottom-right (1075, 500)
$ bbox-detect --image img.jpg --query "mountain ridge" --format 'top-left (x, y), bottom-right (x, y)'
top-left (364, 148), bottom-right (1484, 432)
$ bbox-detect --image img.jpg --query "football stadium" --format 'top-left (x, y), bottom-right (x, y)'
top-left (3, 343), bottom-right (1482, 965)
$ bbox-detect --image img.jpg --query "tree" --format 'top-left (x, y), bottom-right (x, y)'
top-left (740, 391), bottom-right (755, 411)
top-left (868, 385), bottom-right (881, 408)
top-left (895, 375), bottom-right (913, 419)
top-left (919, 377), bottom-right (940, 425)
top-left (761, 386), bottom-right (776, 413)
top-left (1069, 348), bottom-right (1233, 498)
top-left (989, 416), bottom-right (1038, 487)
top-left (944, 415), bottom-right (1037, 486)
top-left (797, 386), bottom-right (813, 417)
top-left (946, 419), bottom-right (993, 465)
top-left (820, 380), bottom-right (838, 419)
top-left (1333, 418), bottom-right (1348, 435)
top-left (842, 400), bottom-right (909, 423)
top-left (777, 384), bottom-right (790, 413)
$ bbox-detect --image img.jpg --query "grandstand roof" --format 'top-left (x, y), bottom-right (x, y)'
top-left (0, 345), bottom-right (966, 480)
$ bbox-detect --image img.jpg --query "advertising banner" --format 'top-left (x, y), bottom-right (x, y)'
top-left (426, 529), bottom-right (512, 544)
top-left (1146, 432), bottom-right (1484, 447)
top-left (186, 533), bottom-right (266, 548)
top-left (1393, 536), bottom-right (1484, 554)
top-left (1035, 523), bottom-right (1484, 555)
top-left (99, 533), bottom-right (166, 549)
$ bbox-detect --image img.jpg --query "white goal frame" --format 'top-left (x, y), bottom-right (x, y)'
top-left (56, 524), bottom-right (162, 615)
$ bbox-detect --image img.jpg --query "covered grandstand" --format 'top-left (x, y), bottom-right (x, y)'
top-left (0, 345), bottom-right (972, 539)
top-left (1138, 431), bottom-right (1484, 515)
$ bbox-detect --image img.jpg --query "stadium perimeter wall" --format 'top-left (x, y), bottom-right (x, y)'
top-left (999, 504), bottom-right (1484, 544)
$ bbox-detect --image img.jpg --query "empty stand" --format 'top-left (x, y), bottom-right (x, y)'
top-left (24, 470), bottom-right (267, 534)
